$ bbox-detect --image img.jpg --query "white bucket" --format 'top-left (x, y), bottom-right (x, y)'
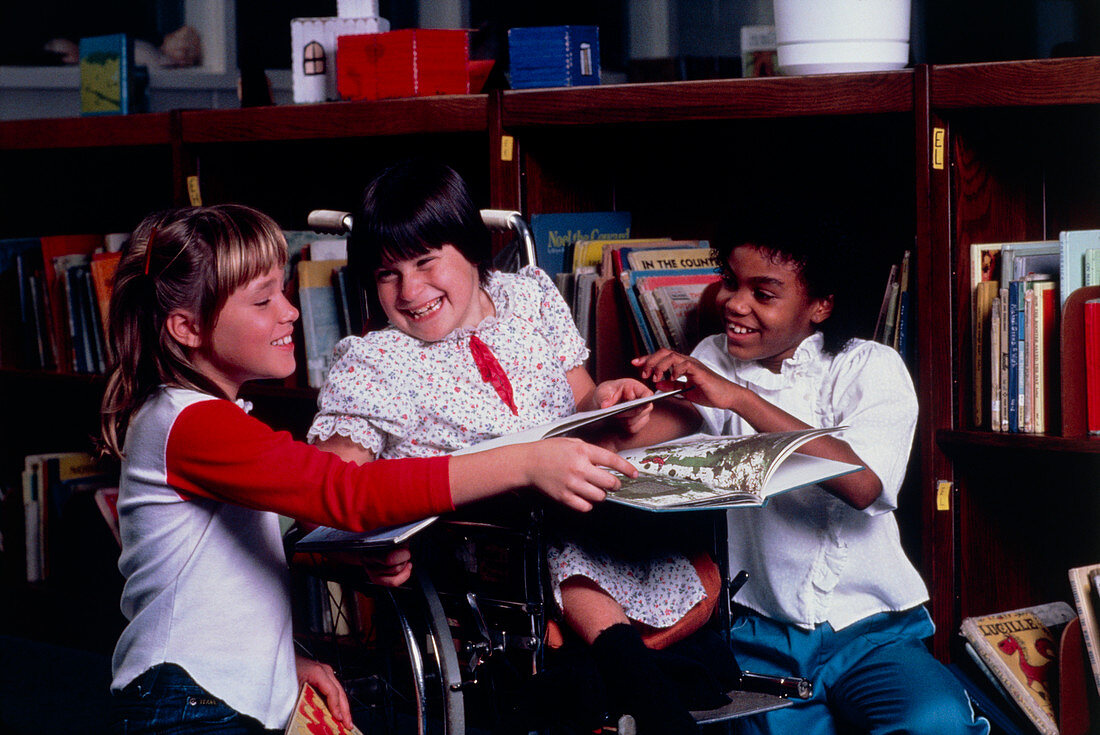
top-left (773, 0), bottom-right (911, 75)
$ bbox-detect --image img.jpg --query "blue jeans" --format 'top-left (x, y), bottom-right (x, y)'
top-left (728, 606), bottom-right (990, 735)
top-left (107, 663), bottom-right (281, 735)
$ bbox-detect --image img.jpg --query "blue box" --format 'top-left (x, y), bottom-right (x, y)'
top-left (508, 25), bottom-right (600, 89)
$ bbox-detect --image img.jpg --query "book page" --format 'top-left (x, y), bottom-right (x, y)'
top-left (610, 428), bottom-right (857, 510)
top-left (285, 682), bottom-right (362, 735)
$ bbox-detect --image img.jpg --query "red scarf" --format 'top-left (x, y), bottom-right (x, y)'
top-left (469, 334), bottom-right (518, 415)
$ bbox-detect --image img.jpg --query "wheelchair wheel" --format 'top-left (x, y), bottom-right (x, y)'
top-left (294, 566), bottom-right (465, 734)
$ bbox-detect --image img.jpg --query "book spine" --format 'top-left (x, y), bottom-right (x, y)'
top-left (960, 620), bottom-right (1059, 735)
top-left (1087, 299), bottom-right (1100, 434)
top-left (1007, 282), bottom-right (1019, 432)
top-left (1023, 288), bottom-right (1035, 433)
top-left (998, 288), bottom-right (1010, 432)
top-left (990, 295), bottom-right (1001, 431)
top-left (1068, 570), bottom-right (1100, 694)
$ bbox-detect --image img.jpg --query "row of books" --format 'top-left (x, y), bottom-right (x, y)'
top-left (958, 562), bottom-right (1100, 735)
top-left (531, 211), bottom-right (723, 362)
top-left (872, 250), bottom-right (913, 357)
top-left (20, 450), bottom-right (118, 584)
top-left (0, 234), bottom-right (123, 375)
top-left (0, 231), bottom-right (361, 392)
top-left (970, 230), bottom-right (1100, 434)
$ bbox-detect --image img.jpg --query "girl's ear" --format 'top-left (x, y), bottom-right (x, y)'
top-left (165, 310), bottom-right (203, 348)
top-left (810, 295), bottom-right (834, 324)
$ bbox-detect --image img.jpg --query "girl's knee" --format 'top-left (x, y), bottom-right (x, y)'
top-left (882, 692), bottom-right (989, 735)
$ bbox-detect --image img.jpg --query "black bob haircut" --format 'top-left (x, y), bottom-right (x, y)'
top-left (348, 159), bottom-right (492, 328)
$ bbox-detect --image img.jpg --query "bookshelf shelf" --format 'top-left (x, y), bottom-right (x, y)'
top-left (179, 94), bottom-right (490, 143)
top-left (938, 429), bottom-right (1100, 456)
top-left (1, 59), bottom-right (1098, 668)
top-left (501, 71), bottom-right (913, 126)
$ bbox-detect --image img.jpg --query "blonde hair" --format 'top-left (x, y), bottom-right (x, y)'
top-left (100, 204), bottom-right (288, 458)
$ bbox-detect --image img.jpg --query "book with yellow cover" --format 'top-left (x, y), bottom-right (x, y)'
top-left (960, 601), bottom-right (1075, 735)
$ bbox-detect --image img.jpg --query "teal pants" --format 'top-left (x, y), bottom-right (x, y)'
top-left (727, 606), bottom-right (990, 735)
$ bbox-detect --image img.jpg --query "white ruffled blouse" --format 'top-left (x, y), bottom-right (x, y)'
top-left (691, 332), bottom-right (928, 631)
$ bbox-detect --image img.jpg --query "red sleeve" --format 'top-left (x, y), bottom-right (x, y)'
top-left (165, 400), bottom-right (454, 532)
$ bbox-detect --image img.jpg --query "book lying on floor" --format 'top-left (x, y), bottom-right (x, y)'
top-left (607, 428), bottom-right (861, 511)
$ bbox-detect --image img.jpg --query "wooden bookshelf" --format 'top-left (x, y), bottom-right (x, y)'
top-left (924, 56), bottom-right (1100, 660)
top-left (1, 60), bottom-right (1098, 665)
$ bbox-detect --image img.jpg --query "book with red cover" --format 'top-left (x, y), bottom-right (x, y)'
top-left (40, 235), bottom-right (104, 373)
top-left (284, 683), bottom-right (362, 735)
top-left (1086, 298), bottom-right (1100, 434)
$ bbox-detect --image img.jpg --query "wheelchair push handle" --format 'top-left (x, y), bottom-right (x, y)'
top-left (307, 209), bottom-right (354, 235)
top-left (306, 208), bottom-right (539, 269)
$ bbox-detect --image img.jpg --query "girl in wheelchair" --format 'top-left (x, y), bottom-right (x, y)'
top-left (308, 159), bottom-right (732, 733)
top-left (100, 203), bottom-right (636, 734)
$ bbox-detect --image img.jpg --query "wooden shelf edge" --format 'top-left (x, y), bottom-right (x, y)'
top-left (931, 56), bottom-right (1100, 109)
top-left (179, 95), bottom-right (490, 143)
top-left (0, 112), bottom-right (174, 150)
top-left (937, 428), bottom-right (1100, 455)
top-left (502, 70), bottom-right (914, 126)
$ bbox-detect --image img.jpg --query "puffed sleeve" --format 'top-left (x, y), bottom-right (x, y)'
top-left (307, 334), bottom-right (417, 456)
top-left (520, 265), bottom-right (589, 371)
top-left (829, 342), bottom-right (918, 515)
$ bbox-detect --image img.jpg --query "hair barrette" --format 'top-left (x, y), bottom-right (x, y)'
top-left (143, 227), bottom-right (158, 276)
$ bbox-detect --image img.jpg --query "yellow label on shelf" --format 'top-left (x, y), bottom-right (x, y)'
top-left (186, 175), bottom-right (202, 206)
top-left (935, 480), bottom-right (952, 511)
top-left (932, 128), bottom-right (945, 170)
top-left (500, 135), bottom-right (514, 162)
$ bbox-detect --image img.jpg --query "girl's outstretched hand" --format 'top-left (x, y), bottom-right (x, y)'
top-left (520, 437), bottom-right (638, 512)
top-left (295, 655), bottom-right (354, 730)
top-left (587, 377), bottom-right (655, 434)
top-left (632, 349), bottom-right (740, 411)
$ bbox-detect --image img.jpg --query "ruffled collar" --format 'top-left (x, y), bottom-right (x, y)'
top-left (431, 270), bottom-right (510, 344)
top-left (734, 332), bottom-right (826, 390)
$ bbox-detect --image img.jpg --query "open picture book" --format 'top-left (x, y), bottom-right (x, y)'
top-left (296, 389), bottom-right (687, 551)
top-left (607, 428), bottom-right (861, 511)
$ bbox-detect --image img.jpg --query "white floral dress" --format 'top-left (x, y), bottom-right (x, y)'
top-left (308, 266), bottom-right (705, 628)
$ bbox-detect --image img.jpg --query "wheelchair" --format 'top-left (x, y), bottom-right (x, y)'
top-left (290, 208), bottom-right (806, 734)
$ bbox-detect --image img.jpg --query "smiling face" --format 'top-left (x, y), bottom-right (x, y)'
top-left (374, 244), bottom-right (493, 342)
top-left (188, 264), bottom-right (299, 398)
top-left (716, 244), bottom-right (833, 372)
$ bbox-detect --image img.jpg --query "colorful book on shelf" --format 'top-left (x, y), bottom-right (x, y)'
top-left (633, 271), bottom-right (722, 354)
top-left (296, 259), bottom-right (347, 389)
top-left (999, 240), bottom-right (1059, 288)
top-left (1087, 298), bottom-right (1100, 435)
top-left (959, 601), bottom-right (1076, 735)
top-left (624, 245), bottom-right (716, 273)
top-left (1061, 229), bottom-right (1100, 308)
top-left (90, 251), bottom-right (122, 346)
top-left (998, 287), bottom-right (1010, 432)
top-left (973, 279), bottom-right (1000, 429)
top-left (529, 211), bottom-right (631, 278)
top-left (873, 262), bottom-right (899, 345)
top-left (608, 428), bottom-right (860, 511)
top-left (1068, 563), bottom-right (1100, 698)
top-left (1085, 248), bottom-right (1100, 287)
top-left (40, 235), bottom-right (104, 373)
top-left (990, 293), bottom-right (1002, 431)
top-left (621, 267), bottom-right (718, 354)
top-left (892, 251), bottom-right (911, 354)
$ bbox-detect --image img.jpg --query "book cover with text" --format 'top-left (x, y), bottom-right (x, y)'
top-left (530, 212), bottom-right (631, 278)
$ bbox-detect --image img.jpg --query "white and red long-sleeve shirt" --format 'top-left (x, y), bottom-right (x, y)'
top-left (111, 386), bottom-right (452, 728)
